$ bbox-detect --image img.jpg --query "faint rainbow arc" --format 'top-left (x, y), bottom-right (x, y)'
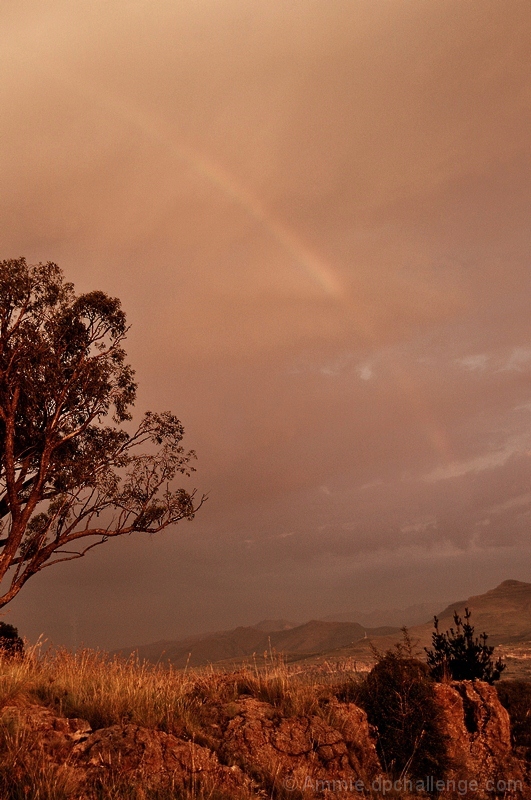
top-left (169, 142), bottom-right (344, 299)
top-left (74, 79), bottom-right (453, 465)
top-left (85, 84), bottom-right (344, 299)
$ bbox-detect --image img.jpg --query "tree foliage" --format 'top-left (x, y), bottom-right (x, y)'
top-left (0, 258), bottom-right (204, 607)
top-left (425, 608), bottom-right (505, 683)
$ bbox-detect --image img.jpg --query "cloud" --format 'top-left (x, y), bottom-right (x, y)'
top-left (502, 347), bottom-right (531, 372)
top-left (400, 517), bottom-right (437, 535)
top-left (357, 363), bottom-right (374, 381)
top-left (484, 493), bottom-right (531, 516)
top-left (422, 446), bottom-right (526, 483)
top-left (319, 353), bottom-right (353, 377)
top-left (455, 354), bottom-right (489, 371)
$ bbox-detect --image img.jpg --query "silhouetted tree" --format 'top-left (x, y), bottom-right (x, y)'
top-left (0, 258), bottom-right (204, 608)
top-left (425, 608), bottom-right (505, 683)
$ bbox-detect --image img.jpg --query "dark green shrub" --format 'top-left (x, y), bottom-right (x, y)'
top-left (356, 649), bottom-right (450, 783)
top-left (0, 623), bottom-right (24, 659)
top-left (425, 608), bottom-right (505, 683)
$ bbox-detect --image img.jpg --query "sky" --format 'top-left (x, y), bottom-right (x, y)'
top-left (1, 0), bottom-right (531, 650)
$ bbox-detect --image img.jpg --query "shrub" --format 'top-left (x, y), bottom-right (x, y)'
top-left (0, 623), bottom-right (24, 660)
top-left (425, 608), bottom-right (505, 683)
top-left (496, 680), bottom-right (531, 761)
top-left (356, 645), bottom-right (450, 783)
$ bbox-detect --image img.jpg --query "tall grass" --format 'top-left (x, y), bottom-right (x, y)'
top-left (0, 645), bottom-right (365, 733)
top-left (0, 645), bottom-right (367, 799)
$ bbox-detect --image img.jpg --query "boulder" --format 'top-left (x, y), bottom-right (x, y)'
top-left (218, 696), bottom-right (381, 798)
top-left (72, 722), bottom-right (252, 796)
top-left (1, 703), bottom-right (91, 761)
top-left (434, 681), bottom-right (527, 798)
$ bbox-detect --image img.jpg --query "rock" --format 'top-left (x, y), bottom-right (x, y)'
top-left (218, 697), bottom-right (381, 798)
top-left (326, 700), bottom-right (381, 777)
top-left (1, 703), bottom-right (91, 760)
top-left (434, 681), bottom-right (527, 798)
top-left (0, 704), bottom-right (252, 798)
top-left (0, 704), bottom-right (91, 796)
top-left (72, 723), bottom-right (252, 796)
top-left (2, 679), bottom-right (529, 799)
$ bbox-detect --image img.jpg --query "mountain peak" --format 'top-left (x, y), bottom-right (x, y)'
top-left (252, 619), bottom-right (299, 632)
top-left (495, 579), bottom-right (531, 590)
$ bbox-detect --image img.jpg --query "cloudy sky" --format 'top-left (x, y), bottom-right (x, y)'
top-left (1, 0), bottom-right (531, 650)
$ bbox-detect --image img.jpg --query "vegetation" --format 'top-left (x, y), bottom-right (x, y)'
top-left (354, 633), bottom-right (450, 783)
top-left (0, 258), bottom-right (204, 609)
top-left (497, 680), bottom-right (531, 763)
top-left (0, 637), bottom-right (526, 798)
top-left (0, 645), bottom-right (356, 799)
top-left (425, 608), bottom-right (506, 683)
top-left (0, 622), bottom-right (23, 659)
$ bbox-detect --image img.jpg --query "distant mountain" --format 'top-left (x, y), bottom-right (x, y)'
top-left (115, 619), bottom-right (400, 668)
top-left (426, 579), bottom-right (531, 645)
top-left (322, 601), bottom-right (454, 629)
top-left (115, 580), bottom-right (531, 670)
top-left (252, 619), bottom-right (300, 632)
top-left (309, 580), bottom-right (531, 672)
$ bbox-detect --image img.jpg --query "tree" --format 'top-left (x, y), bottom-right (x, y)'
top-left (0, 257), bottom-right (204, 608)
top-left (425, 608), bottom-right (505, 683)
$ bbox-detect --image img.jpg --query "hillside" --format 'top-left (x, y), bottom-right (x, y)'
top-left (322, 600), bottom-right (453, 628)
top-left (431, 580), bottom-right (531, 644)
top-left (116, 619), bottom-right (400, 668)
top-left (288, 580), bottom-right (531, 678)
top-left (0, 647), bottom-right (526, 798)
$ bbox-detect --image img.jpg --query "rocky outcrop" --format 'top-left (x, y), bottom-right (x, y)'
top-left (1, 703), bottom-right (91, 759)
top-left (434, 681), bottom-right (526, 797)
top-left (0, 704), bottom-right (252, 798)
top-left (72, 723), bottom-right (251, 795)
top-left (217, 697), bottom-right (381, 796)
top-left (0, 679), bottom-right (529, 798)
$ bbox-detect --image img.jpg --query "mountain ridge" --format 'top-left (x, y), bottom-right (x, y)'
top-left (114, 579), bottom-right (531, 669)
top-left (115, 619), bottom-right (401, 668)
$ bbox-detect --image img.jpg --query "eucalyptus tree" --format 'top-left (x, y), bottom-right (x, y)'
top-left (0, 258), bottom-right (203, 607)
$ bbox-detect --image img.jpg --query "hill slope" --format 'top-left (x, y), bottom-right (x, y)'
top-left (116, 619), bottom-right (399, 668)
top-left (428, 579), bottom-right (531, 645)
top-left (297, 580), bottom-right (531, 673)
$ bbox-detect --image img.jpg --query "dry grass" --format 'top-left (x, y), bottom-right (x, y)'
top-left (0, 644), bottom-right (366, 799)
top-left (0, 644), bottom-right (365, 733)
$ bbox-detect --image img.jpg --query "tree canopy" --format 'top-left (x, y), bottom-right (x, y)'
top-left (0, 258), bottom-right (203, 607)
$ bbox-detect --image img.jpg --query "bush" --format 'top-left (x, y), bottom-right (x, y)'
top-left (425, 608), bottom-right (505, 683)
top-left (356, 642), bottom-right (450, 783)
top-left (496, 680), bottom-right (531, 761)
top-left (0, 623), bottom-right (24, 660)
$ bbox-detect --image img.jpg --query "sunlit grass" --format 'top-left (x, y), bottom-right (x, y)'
top-left (0, 643), bottom-right (364, 732)
top-left (0, 644), bottom-right (366, 799)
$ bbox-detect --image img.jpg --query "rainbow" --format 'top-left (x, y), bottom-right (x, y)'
top-left (68, 76), bottom-right (453, 466)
